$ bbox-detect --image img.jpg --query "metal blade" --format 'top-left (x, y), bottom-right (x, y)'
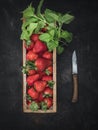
top-left (72, 50), bottom-right (78, 74)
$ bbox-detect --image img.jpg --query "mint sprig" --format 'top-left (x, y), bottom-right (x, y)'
top-left (20, 0), bottom-right (74, 54)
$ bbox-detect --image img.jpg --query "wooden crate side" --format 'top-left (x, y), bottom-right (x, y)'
top-left (22, 40), bottom-right (27, 112)
top-left (22, 41), bottom-right (57, 113)
top-left (53, 48), bottom-right (57, 112)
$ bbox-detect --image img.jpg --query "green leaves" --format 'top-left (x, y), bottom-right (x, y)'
top-left (22, 4), bottom-right (35, 18)
top-left (20, 23), bottom-right (38, 41)
top-left (37, 0), bottom-right (44, 16)
top-left (20, 0), bottom-right (75, 54)
top-left (47, 40), bottom-right (58, 52)
top-left (39, 33), bottom-right (52, 43)
top-left (27, 23), bottom-right (38, 35)
top-left (44, 9), bottom-right (58, 23)
top-left (57, 46), bottom-right (64, 55)
top-left (60, 13), bottom-right (75, 24)
top-left (35, 21), bottom-right (45, 33)
top-left (61, 30), bottom-right (73, 43)
top-left (39, 31), bottom-right (59, 51)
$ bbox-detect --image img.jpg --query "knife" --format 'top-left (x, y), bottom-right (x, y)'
top-left (72, 50), bottom-right (78, 103)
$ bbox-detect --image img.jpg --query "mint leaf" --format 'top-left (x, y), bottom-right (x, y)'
top-left (21, 22), bottom-right (38, 41)
top-left (20, 29), bottom-right (30, 40)
top-left (61, 13), bottom-right (74, 24)
top-left (39, 33), bottom-right (52, 42)
top-left (47, 12), bottom-right (59, 21)
top-left (44, 9), bottom-right (56, 23)
top-left (23, 17), bottom-right (38, 28)
top-left (35, 21), bottom-right (45, 33)
top-left (57, 46), bottom-right (64, 55)
top-left (47, 40), bottom-right (58, 51)
top-left (27, 23), bottom-right (38, 35)
top-left (61, 30), bottom-right (73, 43)
top-left (23, 4), bottom-right (35, 18)
top-left (48, 29), bottom-right (55, 37)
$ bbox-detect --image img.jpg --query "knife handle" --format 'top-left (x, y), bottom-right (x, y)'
top-left (72, 74), bottom-right (78, 103)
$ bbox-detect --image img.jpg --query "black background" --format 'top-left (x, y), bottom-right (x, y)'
top-left (0, 0), bottom-right (98, 130)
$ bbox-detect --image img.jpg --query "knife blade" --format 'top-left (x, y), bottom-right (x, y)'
top-left (72, 50), bottom-right (78, 103)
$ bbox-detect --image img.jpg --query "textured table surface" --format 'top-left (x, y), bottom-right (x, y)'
top-left (0, 0), bottom-right (98, 130)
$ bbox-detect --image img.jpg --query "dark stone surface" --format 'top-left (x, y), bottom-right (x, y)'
top-left (0, 0), bottom-right (98, 130)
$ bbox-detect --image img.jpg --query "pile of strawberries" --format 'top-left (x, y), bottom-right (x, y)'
top-left (23, 34), bottom-right (54, 111)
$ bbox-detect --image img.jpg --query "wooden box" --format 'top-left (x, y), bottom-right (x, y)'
top-left (22, 40), bottom-right (57, 113)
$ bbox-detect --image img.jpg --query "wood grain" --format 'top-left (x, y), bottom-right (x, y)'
top-left (72, 74), bottom-right (78, 103)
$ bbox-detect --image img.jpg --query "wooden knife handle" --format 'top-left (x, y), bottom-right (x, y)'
top-left (72, 74), bottom-right (78, 103)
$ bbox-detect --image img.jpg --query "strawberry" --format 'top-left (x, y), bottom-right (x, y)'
top-left (42, 51), bottom-right (53, 60)
top-left (42, 75), bottom-right (53, 82)
top-left (34, 80), bottom-right (47, 93)
top-left (27, 87), bottom-right (39, 100)
top-left (30, 34), bottom-right (39, 42)
top-left (38, 92), bottom-right (44, 102)
top-left (41, 98), bottom-right (53, 109)
top-left (45, 66), bottom-right (53, 75)
top-left (26, 51), bottom-right (38, 61)
top-left (44, 98), bottom-right (53, 108)
top-left (26, 74), bottom-right (39, 86)
top-left (38, 52), bottom-right (44, 58)
top-left (24, 41), bottom-right (34, 51)
top-left (33, 40), bottom-right (47, 53)
top-left (39, 71), bottom-right (46, 79)
top-left (35, 58), bottom-right (52, 72)
top-left (22, 61), bottom-right (37, 75)
top-left (43, 87), bottom-right (53, 97)
top-left (28, 70), bottom-right (36, 76)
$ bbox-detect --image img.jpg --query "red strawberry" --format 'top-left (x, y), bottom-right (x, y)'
top-left (34, 80), bottom-right (47, 92)
top-left (30, 34), bottom-right (39, 42)
top-left (27, 87), bottom-right (39, 100)
top-left (42, 76), bottom-right (53, 82)
top-left (38, 92), bottom-right (44, 102)
top-left (28, 70), bottom-right (36, 76)
top-left (45, 66), bottom-right (53, 75)
top-left (43, 87), bottom-right (53, 97)
top-left (26, 74), bottom-right (39, 86)
top-left (24, 41), bottom-right (34, 51)
top-left (42, 51), bottom-right (53, 60)
top-left (35, 58), bottom-right (52, 72)
top-left (22, 61), bottom-right (37, 75)
top-left (38, 52), bottom-right (44, 57)
top-left (39, 71), bottom-right (46, 79)
top-left (26, 51), bottom-right (38, 61)
top-left (33, 40), bottom-right (47, 53)
top-left (43, 98), bottom-right (53, 108)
